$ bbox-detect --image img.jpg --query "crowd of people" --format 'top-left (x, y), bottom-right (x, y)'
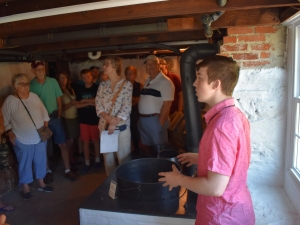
top-left (0, 54), bottom-right (182, 199)
top-left (0, 54), bottom-right (256, 224)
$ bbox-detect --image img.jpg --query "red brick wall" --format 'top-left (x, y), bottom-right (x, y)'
top-left (220, 25), bottom-right (285, 68)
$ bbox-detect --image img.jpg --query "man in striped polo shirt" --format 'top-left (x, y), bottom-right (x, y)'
top-left (138, 55), bottom-right (175, 147)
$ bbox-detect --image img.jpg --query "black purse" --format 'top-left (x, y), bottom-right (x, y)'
top-left (16, 94), bottom-right (53, 142)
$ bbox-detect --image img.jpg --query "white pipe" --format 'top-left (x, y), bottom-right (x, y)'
top-left (0, 0), bottom-right (167, 24)
top-left (88, 51), bottom-right (101, 60)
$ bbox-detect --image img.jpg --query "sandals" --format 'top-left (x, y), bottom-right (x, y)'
top-left (0, 205), bottom-right (15, 212)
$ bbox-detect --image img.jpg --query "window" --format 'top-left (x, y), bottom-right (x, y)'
top-left (283, 14), bottom-right (300, 215)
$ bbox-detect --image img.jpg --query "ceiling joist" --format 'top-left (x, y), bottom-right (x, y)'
top-left (0, 0), bottom-right (298, 37)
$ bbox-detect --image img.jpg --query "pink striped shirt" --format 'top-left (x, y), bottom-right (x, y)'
top-left (196, 98), bottom-right (255, 225)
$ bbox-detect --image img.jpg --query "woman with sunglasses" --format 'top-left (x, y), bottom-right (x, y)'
top-left (2, 73), bottom-right (53, 200)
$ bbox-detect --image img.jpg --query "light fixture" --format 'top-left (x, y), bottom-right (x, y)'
top-left (0, 0), bottom-right (167, 24)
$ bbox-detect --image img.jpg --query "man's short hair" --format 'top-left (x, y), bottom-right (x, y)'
top-left (125, 66), bottom-right (137, 75)
top-left (89, 66), bottom-right (99, 70)
top-left (31, 60), bottom-right (45, 69)
top-left (196, 55), bottom-right (239, 96)
top-left (80, 69), bottom-right (91, 77)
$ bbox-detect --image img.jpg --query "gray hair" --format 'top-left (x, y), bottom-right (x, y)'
top-left (12, 73), bottom-right (29, 87)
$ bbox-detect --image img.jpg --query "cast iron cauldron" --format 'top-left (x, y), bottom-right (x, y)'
top-left (116, 158), bottom-right (181, 202)
top-left (158, 149), bottom-right (180, 166)
top-left (150, 143), bottom-right (178, 157)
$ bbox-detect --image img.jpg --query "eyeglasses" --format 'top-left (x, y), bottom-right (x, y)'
top-left (17, 82), bottom-right (30, 87)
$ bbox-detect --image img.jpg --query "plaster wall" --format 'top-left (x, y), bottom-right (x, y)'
top-left (0, 62), bottom-right (33, 106)
top-left (235, 68), bottom-right (287, 186)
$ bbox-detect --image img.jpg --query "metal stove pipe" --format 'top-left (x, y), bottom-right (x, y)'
top-left (180, 43), bottom-right (219, 176)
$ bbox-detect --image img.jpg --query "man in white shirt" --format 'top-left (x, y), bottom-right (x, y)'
top-left (138, 55), bottom-right (175, 147)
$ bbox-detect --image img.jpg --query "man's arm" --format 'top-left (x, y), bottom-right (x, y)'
top-left (56, 97), bottom-right (62, 118)
top-left (159, 167), bottom-right (230, 196)
top-left (178, 91), bottom-right (183, 113)
top-left (159, 101), bottom-right (172, 125)
top-left (132, 96), bottom-right (140, 106)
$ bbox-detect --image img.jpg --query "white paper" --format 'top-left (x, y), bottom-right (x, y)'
top-left (100, 130), bottom-right (120, 153)
top-left (109, 180), bottom-right (117, 199)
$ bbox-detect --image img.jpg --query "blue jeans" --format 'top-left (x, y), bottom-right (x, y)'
top-left (13, 139), bottom-right (47, 184)
top-left (48, 117), bottom-right (66, 144)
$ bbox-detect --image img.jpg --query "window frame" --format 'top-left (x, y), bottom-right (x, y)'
top-left (283, 14), bottom-right (300, 215)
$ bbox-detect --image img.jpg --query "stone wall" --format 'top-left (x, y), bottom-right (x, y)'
top-left (221, 25), bottom-right (287, 186)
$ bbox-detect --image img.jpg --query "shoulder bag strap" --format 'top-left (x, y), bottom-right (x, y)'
top-left (104, 80), bottom-right (126, 129)
top-left (16, 93), bottom-right (37, 128)
top-left (107, 79), bottom-right (126, 116)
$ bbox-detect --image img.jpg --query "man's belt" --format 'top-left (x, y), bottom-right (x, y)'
top-left (140, 113), bottom-right (159, 117)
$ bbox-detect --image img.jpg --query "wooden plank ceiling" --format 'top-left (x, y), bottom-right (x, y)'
top-left (0, 0), bottom-right (299, 61)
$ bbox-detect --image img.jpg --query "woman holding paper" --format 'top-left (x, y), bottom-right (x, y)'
top-left (95, 56), bottom-right (133, 175)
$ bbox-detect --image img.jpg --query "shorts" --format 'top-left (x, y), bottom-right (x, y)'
top-left (61, 117), bottom-right (79, 140)
top-left (80, 124), bottom-right (100, 141)
top-left (48, 117), bottom-right (66, 144)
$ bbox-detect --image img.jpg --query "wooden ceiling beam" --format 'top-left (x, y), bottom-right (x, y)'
top-left (1, 8), bottom-right (279, 49)
top-left (0, 0), bottom-right (298, 36)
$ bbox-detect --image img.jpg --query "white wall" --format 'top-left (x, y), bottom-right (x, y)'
top-left (234, 68), bottom-right (287, 186)
top-left (0, 62), bottom-right (33, 106)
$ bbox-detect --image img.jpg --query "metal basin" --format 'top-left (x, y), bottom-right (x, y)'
top-left (116, 158), bottom-right (181, 201)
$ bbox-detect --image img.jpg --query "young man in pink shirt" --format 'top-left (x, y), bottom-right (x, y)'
top-left (159, 55), bottom-right (255, 225)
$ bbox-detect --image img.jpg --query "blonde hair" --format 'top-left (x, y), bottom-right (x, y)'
top-left (106, 56), bottom-right (122, 76)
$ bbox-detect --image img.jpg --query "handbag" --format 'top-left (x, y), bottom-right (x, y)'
top-left (104, 79), bottom-right (127, 130)
top-left (16, 94), bottom-right (53, 142)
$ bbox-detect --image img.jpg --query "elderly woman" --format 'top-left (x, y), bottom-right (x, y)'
top-left (96, 56), bottom-right (133, 175)
top-left (2, 73), bottom-right (53, 200)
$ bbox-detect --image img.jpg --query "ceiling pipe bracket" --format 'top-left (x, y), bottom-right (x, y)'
top-left (202, 11), bottom-right (225, 39)
top-left (217, 0), bottom-right (227, 7)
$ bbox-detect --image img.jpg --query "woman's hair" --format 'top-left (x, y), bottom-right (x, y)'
top-left (196, 55), bottom-right (240, 96)
top-left (106, 56), bottom-right (122, 76)
top-left (12, 73), bottom-right (29, 87)
top-left (57, 71), bottom-right (74, 95)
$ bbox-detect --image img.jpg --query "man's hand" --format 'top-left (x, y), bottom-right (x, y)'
top-left (177, 153), bottom-right (198, 167)
top-left (158, 165), bottom-right (181, 191)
